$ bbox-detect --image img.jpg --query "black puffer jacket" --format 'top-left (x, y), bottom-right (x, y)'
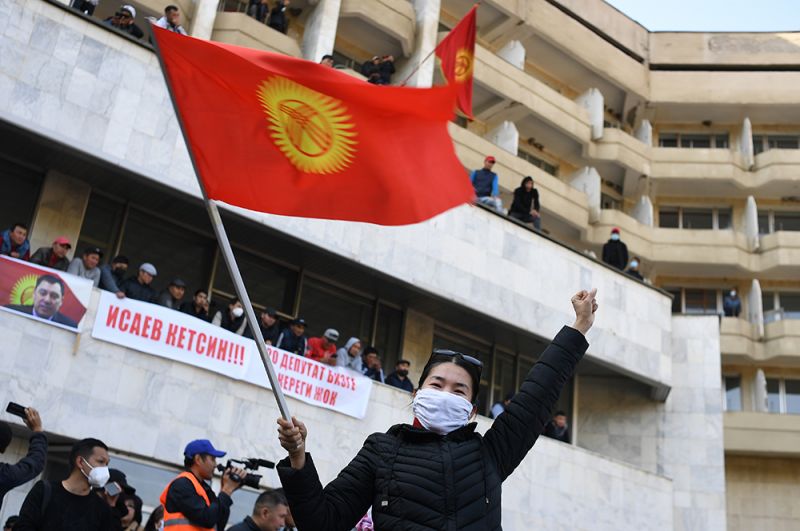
top-left (278, 326), bottom-right (587, 530)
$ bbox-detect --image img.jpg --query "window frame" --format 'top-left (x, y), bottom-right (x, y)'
top-left (721, 374), bottom-right (743, 412)
top-left (657, 206), bottom-right (733, 230)
top-left (666, 287), bottom-right (722, 315)
top-left (658, 132), bottom-right (730, 149)
top-left (764, 377), bottom-right (800, 414)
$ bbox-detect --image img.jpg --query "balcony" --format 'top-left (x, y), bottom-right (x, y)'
top-left (587, 127), bottom-right (651, 176)
top-left (724, 411), bottom-right (800, 456)
top-left (721, 316), bottom-right (800, 367)
top-left (211, 12), bottom-right (302, 56)
top-left (337, 0), bottom-right (415, 58)
top-left (651, 147), bottom-right (800, 197)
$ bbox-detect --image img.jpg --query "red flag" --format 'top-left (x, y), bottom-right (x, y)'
top-left (435, 5), bottom-right (477, 118)
top-left (152, 27), bottom-right (473, 226)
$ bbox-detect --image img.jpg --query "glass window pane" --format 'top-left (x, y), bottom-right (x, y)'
top-left (108, 455), bottom-right (179, 512)
top-left (773, 212), bottom-right (800, 232)
top-left (228, 488), bottom-right (262, 524)
top-left (213, 251), bottom-right (297, 314)
top-left (682, 209), bottom-right (714, 230)
top-left (753, 136), bottom-right (765, 154)
top-left (681, 135), bottom-right (711, 148)
top-left (120, 210), bottom-right (215, 298)
top-left (767, 135), bottom-right (799, 150)
top-left (778, 293), bottom-right (800, 319)
top-left (658, 134), bottom-right (678, 148)
top-left (684, 289), bottom-right (717, 315)
top-left (717, 209), bottom-right (732, 229)
top-left (766, 378), bottom-right (781, 413)
top-left (495, 353), bottom-right (516, 399)
top-left (714, 134), bottom-right (730, 149)
top-left (762, 292), bottom-right (775, 312)
top-left (298, 277), bottom-right (374, 345)
top-left (724, 376), bottom-right (742, 412)
top-left (659, 208), bottom-right (679, 228)
top-left (374, 303), bottom-right (403, 369)
top-left (666, 288), bottom-right (682, 314)
top-left (757, 212), bottom-right (771, 234)
top-left (76, 193), bottom-right (125, 260)
top-left (0, 160), bottom-right (43, 231)
top-left (785, 380), bottom-right (800, 414)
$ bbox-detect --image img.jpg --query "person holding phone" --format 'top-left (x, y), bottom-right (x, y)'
top-left (0, 404), bottom-right (46, 510)
top-left (276, 289), bottom-right (597, 530)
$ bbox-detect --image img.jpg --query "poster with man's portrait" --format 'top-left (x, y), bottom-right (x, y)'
top-left (0, 255), bottom-right (93, 332)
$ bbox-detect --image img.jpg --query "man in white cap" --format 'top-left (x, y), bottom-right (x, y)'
top-left (121, 263), bottom-right (158, 302)
top-left (104, 4), bottom-right (144, 39)
top-left (306, 328), bottom-right (339, 366)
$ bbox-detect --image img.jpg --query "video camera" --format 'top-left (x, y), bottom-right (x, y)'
top-left (216, 458), bottom-right (275, 489)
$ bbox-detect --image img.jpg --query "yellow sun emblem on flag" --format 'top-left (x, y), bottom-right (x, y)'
top-left (257, 76), bottom-right (358, 174)
top-left (454, 48), bottom-right (474, 83)
top-left (9, 274), bottom-right (37, 306)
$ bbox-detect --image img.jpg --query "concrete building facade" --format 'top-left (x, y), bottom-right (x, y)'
top-left (0, 0), bottom-right (797, 528)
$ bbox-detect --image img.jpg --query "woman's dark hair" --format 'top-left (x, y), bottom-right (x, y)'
top-left (418, 351), bottom-right (482, 403)
top-left (520, 176), bottom-right (533, 188)
top-left (144, 505), bottom-right (165, 531)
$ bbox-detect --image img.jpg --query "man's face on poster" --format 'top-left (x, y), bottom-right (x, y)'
top-left (34, 280), bottom-right (64, 318)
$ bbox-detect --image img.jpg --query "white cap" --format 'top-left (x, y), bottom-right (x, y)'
top-left (121, 4), bottom-right (136, 18)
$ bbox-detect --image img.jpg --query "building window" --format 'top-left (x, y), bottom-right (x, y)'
top-left (667, 287), bottom-right (720, 315)
top-left (658, 207), bottom-right (732, 230)
top-left (0, 158), bottom-right (43, 230)
top-left (331, 50), bottom-right (360, 71)
top-left (723, 375), bottom-right (742, 412)
top-left (658, 133), bottom-right (729, 149)
top-left (758, 210), bottom-right (800, 234)
top-left (753, 134), bottom-right (800, 154)
top-left (765, 378), bottom-right (800, 414)
top-left (76, 192), bottom-right (126, 258)
top-left (601, 193), bottom-right (622, 211)
top-left (298, 276), bottom-right (375, 343)
top-left (373, 302), bottom-right (404, 369)
top-left (516, 149), bottom-right (559, 176)
top-left (762, 292), bottom-right (800, 322)
top-left (213, 249), bottom-right (298, 315)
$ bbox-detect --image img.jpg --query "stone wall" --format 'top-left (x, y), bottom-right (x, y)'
top-left (0, 296), bottom-right (674, 529)
top-left (725, 455), bottom-right (800, 531)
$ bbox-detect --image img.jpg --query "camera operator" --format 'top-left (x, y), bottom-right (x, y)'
top-left (160, 439), bottom-right (246, 530)
top-left (0, 407), bottom-right (46, 510)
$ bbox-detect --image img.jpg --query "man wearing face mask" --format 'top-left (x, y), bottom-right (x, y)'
top-left (723, 289), bottom-right (742, 317)
top-left (625, 256), bottom-right (644, 281)
top-left (602, 227), bottom-right (628, 271)
top-left (15, 438), bottom-right (115, 530)
top-left (212, 298), bottom-right (248, 335)
top-left (385, 359), bottom-right (413, 392)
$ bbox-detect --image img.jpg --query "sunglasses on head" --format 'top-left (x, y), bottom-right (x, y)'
top-left (430, 349), bottom-right (483, 369)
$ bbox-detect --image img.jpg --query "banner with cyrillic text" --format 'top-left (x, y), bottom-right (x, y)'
top-left (242, 345), bottom-right (373, 419)
top-left (0, 255), bottom-right (93, 332)
top-left (92, 291), bottom-right (253, 380)
top-left (91, 291), bottom-right (373, 418)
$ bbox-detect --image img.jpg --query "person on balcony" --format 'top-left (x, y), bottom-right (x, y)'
top-left (723, 290), bottom-right (742, 317)
top-left (625, 256), bottom-right (644, 281)
top-left (248, 0), bottom-right (270, 24)
top-left (276, 289), bottom-right (597, 530)
top-left (602, 227), bottom-right (628, 271)
top-left (508, 176), bottom-right (541, 230)
top-left (30, 237), bottom-right (72, 272)
top-left (67, 246), bottom-right (103, 287)
top-left (267, 0), bottom-right (290, 34)
top-left (470, 156), bottom-right (504, 214)
top-left (0, 222), bottom-right (30, 261)
top-left (154, 5), bottom-right (188, 35)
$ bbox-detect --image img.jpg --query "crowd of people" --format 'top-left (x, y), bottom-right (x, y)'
top-left (0, 409), bottom-right (296, 530)
top-left (68, 1), bottom-right (190, 39)
top-left (1, 222), bottom-right (415, 393)
top-left (246, 0), bottom-right (290, 34)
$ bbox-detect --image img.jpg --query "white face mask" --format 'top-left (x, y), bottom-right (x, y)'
top-left (231, 307), bottom-right (244, 318)
top-left (412, 388), bottom-right (474, 435)
top-left (81, 457), bottom-right (110, 488)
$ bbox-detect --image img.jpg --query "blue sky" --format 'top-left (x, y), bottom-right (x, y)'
top-left (604, 0), bottom-right (800, 31)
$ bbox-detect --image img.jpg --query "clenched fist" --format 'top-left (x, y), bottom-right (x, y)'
top-left (571, 289), bottom-right (598, 335)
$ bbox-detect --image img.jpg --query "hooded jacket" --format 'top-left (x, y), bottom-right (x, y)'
top-left (335, 337), bottom-right (363, 372)
top-left (508, 177), bottom-right (540, 217)
top-left (278, 326), bottom-right (588, 530)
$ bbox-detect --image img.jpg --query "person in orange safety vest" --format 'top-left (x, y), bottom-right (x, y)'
top-left (159, 439), bottom-right (246, 530)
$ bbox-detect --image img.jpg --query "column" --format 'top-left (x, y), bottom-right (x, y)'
top-left (189, 0), bottom-right (219, 40)
top-left (484, 121), bottom-right (519, 155)
top-left (575, 88), bottom-right (604, 140)
top-left (568, 167), bottom-right (601, 223)
top-left (496, 40), bottom-right (525, 69)
top-left (395, 0), bottom-right (441, 87)
top-left (29, 171), bottom-right (91, 253)
top-left (631, 195), bottom-right (654, 227)
top-left (744, 195), bottom-right (759, 252)
top-left (634, 119), bottom-right (652, 146)
top-left (400, 309), bottom-right (434, 386)
top-left (753, 368), bottom-right (768, 412)
top-left (748, 278), bottom-right (765, 340)
top-left (739, 117), bottom-right (755, 170)
top-left (301, 0), bottom-right (342, 62)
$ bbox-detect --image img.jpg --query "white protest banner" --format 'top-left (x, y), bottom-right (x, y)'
top-left (243, 346), bottom-right (373, 419)
top-left (91, 291), bottom-right (373, 418)
top-left (92, 291), bottom-right (253, 380)
top-left (0, 255), bottom-right (94, 332)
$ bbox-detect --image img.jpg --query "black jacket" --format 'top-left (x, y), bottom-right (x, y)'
top-left (278, 326), bottom-right (587, 530)
top-left (228, 516), bottom-right (259, 531)
top-left (602, 239), bottom-right (628, 271)
top-left (508, 186), bottom-right (539, 217)
top-left (275, 330), bottom-right (307, 356)
top-left (4, 305), bottom-right (78, 328)
top-left (180, 301), bottom-right (211, 322)
top-left (29, 247), bottom-right (70, 271)
top-left (121, 278), bottom-right (157, 303)
top-left (0, 432), bottom-right (47, 508)
top-left (243, 321), bottom-right (281, 345)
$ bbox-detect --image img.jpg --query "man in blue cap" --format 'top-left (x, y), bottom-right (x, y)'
top-left (159, 439), bottom-right (246, 530)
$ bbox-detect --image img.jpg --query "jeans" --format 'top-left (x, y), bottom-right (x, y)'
top-left (477, 196), bottom-right (503, 214)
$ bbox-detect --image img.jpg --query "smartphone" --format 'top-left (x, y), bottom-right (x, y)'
top-left (105, 481), bottom-right (122, 497)
top-left (6, 402), bottom-right (27, 419)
